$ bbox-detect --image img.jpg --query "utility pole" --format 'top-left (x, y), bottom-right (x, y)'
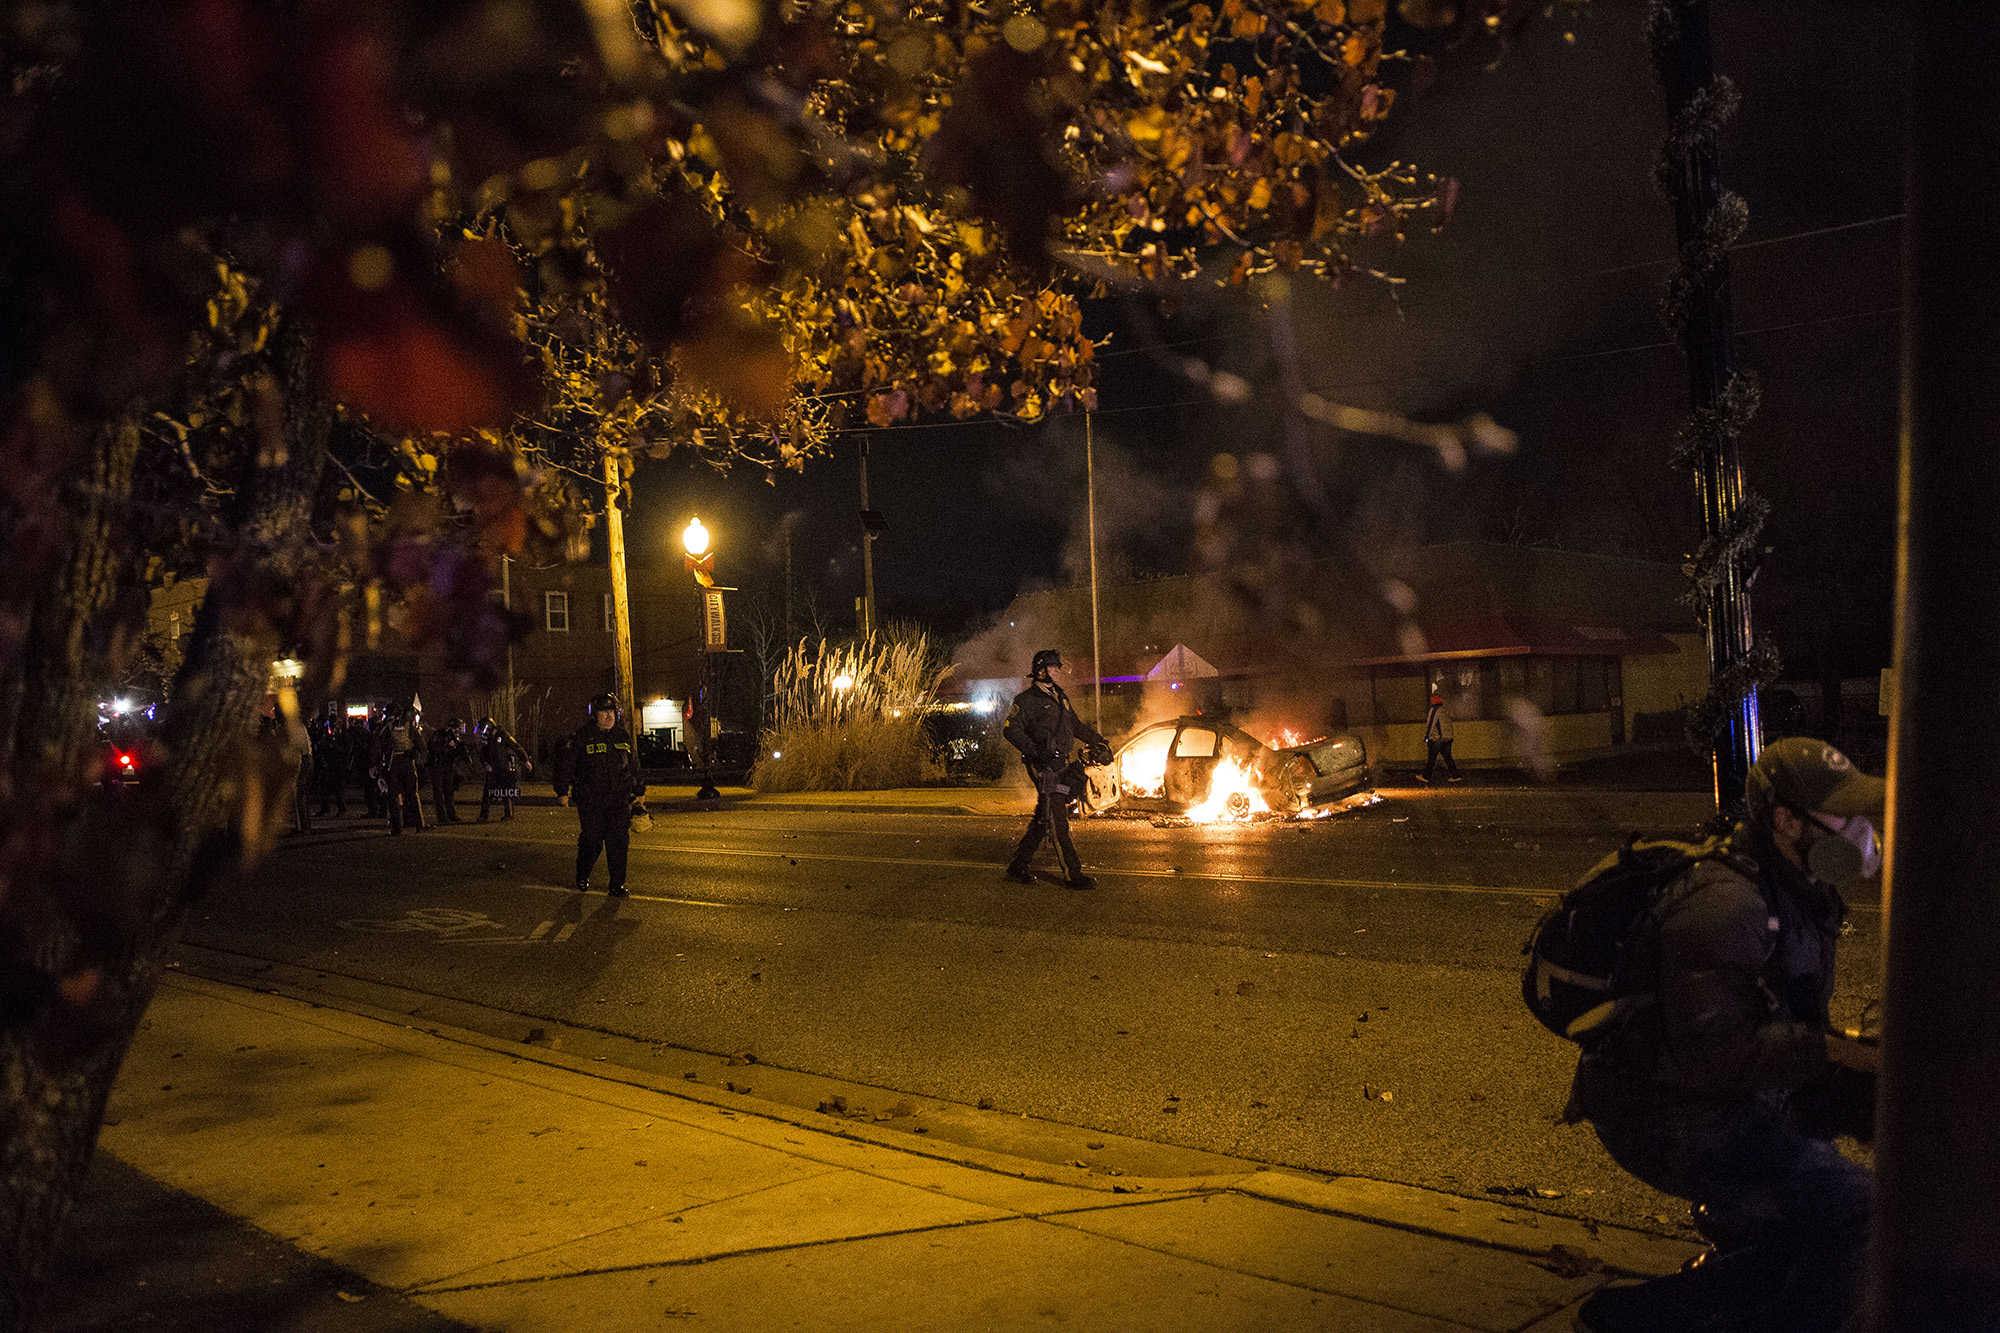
top-left (1649, 0), bottom-right (1763, 810)
top-left (858, 437), bottom-right (876, 637)
top-left (784, 521), bottom-right (795, 648)
top-left (603, 453), bottom-right (637, 730)
top-left (1866, 11), bottom-right (2000, 1327)
top-left (1086, 413), bottom-right (1103, 733)
top-left (501, 554), bottom-right (517, 733)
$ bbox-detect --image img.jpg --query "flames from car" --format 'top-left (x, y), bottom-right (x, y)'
top-left (1263, 728), bottom-right (1326, 750)
top-left (1118, 744), bottom-right (1168, 799)
top-left (1185, 756), bottom-right (1270, 823)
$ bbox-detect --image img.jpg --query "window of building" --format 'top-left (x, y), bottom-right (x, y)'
top-left (169, 611), bottom-right (181, 640)
top-left (544, 591), bottom-right (569, 632)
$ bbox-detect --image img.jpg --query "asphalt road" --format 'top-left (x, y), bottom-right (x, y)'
top-left (175, 784), bottom-right (1883, 1239)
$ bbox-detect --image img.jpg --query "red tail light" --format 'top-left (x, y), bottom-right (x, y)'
top-left (115, 749), bottom-right (137, 771)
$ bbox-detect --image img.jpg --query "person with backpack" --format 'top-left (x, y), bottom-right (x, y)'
top-left (1001, 649), bottom-right (1111, 889)
top-left (1553, 737), bottom-right (1882, 1333)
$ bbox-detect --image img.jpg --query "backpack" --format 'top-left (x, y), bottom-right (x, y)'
top-left (1521, 832), bottom-right (1748, 1043)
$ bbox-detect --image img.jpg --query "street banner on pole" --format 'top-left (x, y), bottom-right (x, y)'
top-left (703, 590), bottom-right (727, 652)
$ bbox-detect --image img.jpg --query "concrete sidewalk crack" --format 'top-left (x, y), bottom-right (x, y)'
top-left (1030, 1210), bottom-right (1494, 1330)
top-left (404, 1167), bottom-right (849, 1292)
top-left (406, 1213), bottom-right (1028, 1295)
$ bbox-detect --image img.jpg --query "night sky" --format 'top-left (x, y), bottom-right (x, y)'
top-left (625, 0), bottom-right (1905, 678)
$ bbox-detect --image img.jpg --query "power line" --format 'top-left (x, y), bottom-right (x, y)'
top-left (1553, 303), bottom-right (1902, 365)
top-left (1568, 212), bottom-right (1905, 281)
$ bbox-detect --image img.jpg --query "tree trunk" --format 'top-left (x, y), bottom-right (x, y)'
top-left (0, 348), bottom-right (330, 1328)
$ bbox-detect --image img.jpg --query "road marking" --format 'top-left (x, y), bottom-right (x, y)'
top-left (529, 921), bottom-right (553, 940)
top-left (553, 923), bottom-right (578, 942)
top-left (337, 908), bottom-right (511, 936)
top-left (648, 844), bottom-right (1536, 899)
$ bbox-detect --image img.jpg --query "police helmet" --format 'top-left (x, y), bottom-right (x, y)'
top-left (1030, 649), bottom-right (1063, 680)
top-left (588, 692), bottom-right (621, 719)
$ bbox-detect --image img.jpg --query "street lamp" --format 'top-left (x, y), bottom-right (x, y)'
top-left (683, 517), bottom-right (721, 801)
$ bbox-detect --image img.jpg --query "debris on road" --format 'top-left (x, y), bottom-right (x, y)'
top-left (1541, 1244), bottom-right (1603, 1279)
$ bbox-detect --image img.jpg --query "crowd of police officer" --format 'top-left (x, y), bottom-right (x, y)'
top-left (304, 708), bottom-right (535, 833)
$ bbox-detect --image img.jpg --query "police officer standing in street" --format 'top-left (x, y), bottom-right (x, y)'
top-left (554, 693), bottom-right (644, 897)
top-left (372, 704), bottom-right (427, 834)
top-left (1002, 649), bottom-right (1111, 890)
top-left (1567, 736), bottom-right (1883, 1332)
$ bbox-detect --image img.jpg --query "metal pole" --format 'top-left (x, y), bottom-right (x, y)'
top-left (695, 637), bottom-right (719, 801)
top-left (1866, 11), bottom-right (2000, 1326)
top-left (1650, 0), bottom-right (1761, 809)
top-left (859, 436), bottom-right (875, 637)
top-left (501, 554), bottom-right (516, 733)
top-left (1087, 413), bottom-right (1103, 733)
top-left (602, 453), bottom-right (637, 730)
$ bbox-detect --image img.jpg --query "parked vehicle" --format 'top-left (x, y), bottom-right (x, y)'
top-left (1082, 715), bottom-right (1369, 818)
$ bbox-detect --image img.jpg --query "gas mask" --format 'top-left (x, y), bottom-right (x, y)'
top-left (1804, 814), bottom-right (1881, 886)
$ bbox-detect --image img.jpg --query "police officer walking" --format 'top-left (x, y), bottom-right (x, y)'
top-left (554, 693), bottom-right (644, 897)
top-left (1567, 736), bottom-right (1882, 1332)
top-left (1001, 649), bottom-right (1110, 890)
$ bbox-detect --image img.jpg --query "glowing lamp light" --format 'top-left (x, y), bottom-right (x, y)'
top-left (772, 751), bottom-right (782, 759)
top-left (972, 699), bottom-right (994, 715)
top-left (111, 698), bottom-right (132, 715)
top-left (831, 673), bottom-right (855, 691)
top-left (682, 516), bottom-right (710, 558)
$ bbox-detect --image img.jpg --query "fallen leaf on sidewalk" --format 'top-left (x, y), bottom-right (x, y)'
top-left (336, 1292), bottom-right (365, 1303)
top-left (1541, 1245), bottom-right (1602, 1280)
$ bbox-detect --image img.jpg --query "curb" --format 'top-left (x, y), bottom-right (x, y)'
top-left (157, 967), bottom-right (1699, 1282)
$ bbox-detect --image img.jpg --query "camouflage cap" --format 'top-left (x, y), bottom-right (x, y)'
top-left (1747, 736), bottom-right (1887, 819)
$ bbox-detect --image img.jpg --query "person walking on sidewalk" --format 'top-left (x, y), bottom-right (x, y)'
top-left (1001, 649), bottom-right (1111, 890)
top-left (372, 705), bottom-right (427, 834)
top-left (1422, 689), bottom-right (1461, 782)
top-left (1566, 737), bottom-right (1882, 1333)
top-left (554, 693), bottom-right (644, 896)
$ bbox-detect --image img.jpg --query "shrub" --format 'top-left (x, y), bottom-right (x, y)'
top-left (752, 633), bottom-right (952, 791)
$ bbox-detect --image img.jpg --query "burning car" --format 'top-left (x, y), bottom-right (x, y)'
top-left (1082, 716), bottom-right (1370, 821)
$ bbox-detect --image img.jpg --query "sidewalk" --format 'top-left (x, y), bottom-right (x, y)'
top-left (49, 972), bottom-right (1701, 1331)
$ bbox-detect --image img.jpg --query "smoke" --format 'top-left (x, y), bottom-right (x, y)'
top-left (759, 509), bottom-right (807, 565)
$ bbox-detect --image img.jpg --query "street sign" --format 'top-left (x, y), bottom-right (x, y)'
top-left (703, 589), bottom-right (727, 651)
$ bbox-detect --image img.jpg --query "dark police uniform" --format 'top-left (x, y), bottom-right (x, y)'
top-left (1568, 820), bottom-right (1870, 1331)
top-left (1002, 680), bottom-right (1107, 886)
top-left (554, 715), bottom-right (644, 893)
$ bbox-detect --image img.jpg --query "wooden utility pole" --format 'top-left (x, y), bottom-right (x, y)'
top-left (1867, 10), bottom-right (2000, 1326)
top-left (603, 453), bottom-right (637, 729)
top-left (501, 554), bottom-right (517, 733)
top-left (858, 437), bottom-right (876, 637)
top-left (1086, 413), bottom-right (1103, 733)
